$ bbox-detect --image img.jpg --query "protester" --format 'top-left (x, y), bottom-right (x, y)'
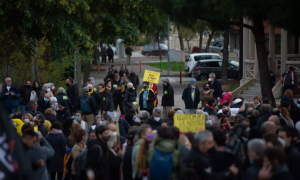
top-left (200, 83), bottom-right (214, 107)
top-left (127, 68), bottom-right (140, 89)
top-left (101, 46), bottom-right (107, 63)
top-left (263, 121), bottom-right (277, 135)
top-left (144, 107), bottom-right (163, 130)
top-left (161, 78), bottom-right (174, 120)
top-left (119, 64), bottom-right (129, 77)
top-left (49, 97), bottom-right (58, 115)
top-left (270, 70), bottom-right (276, 88)
top-left (104, 68), bottom-right (115, 82)
top-left (1, 77), bottom-right (21, 114)
top-left (71, 129), bottom-right (87, 179)
top-left (87, 84), bottom-right (101, 116)
top-left (45, 121), bottom-right (66, 180)
top-left (12, 112), bottom-right (24, 136)
top-left (40, 83), bottom-right (50, 101)
top-left (231, 98), bottom-right (249, 117)
top-left (38, 93), bottom-right (51, 114)
top-left (62, 117), bottom-right (75, 138)
top-left (111, 73), bottom-right (125, 115)
top-left (20, 80), bottom-right (32, 114)
top-left (124, 82), bottom-right (137, 113)
top-left (74, 110), bottom-right (89, 134)
top-left (55, 87), bottom-right (72, 109)
top-left (139, 82), bottom-right (156, 115)
top-left (218, 85), bottom-right (232, 105)
top-left (282, 66), bottom-right (296, 92)
top-left (182, 79), bottom-right (200, 113)
top-left (44, 108), bottom-right (57, 124)
top-left (204, 98), bottom-right (217, 116)
top-left (56, 101), bottom-right (72, 123)
top-left (66, 77), bottom-right (79, 114)
top-left (87, 77), bottom-right (96, 89)
top-left (126, 108), bottom-right (141, 126)
top-left (99, 83), bottom-right (115, 114)
top-left (281, 89), bottom-right (297, 109)
top-left (256, 104), bottom-right (272, 128)
top-left (32, 80), bottom-right (42, 99)
top-left (208, 73), bottom-right (222, 100)
top-left (123, 128), bottom-right (138, 180)
top-left (25, 100), bottom-right (38, 116)
top-left (125, 46), bottom-right (133, 65)
top-left (22, 113), bottom-right (33, 124)
top-left (279, 107), bottom-right (294, 126)
top-left (268, 115), bottom-right (280, 131)
top-left (218, 117), bottom-right (231, 131)
top-left (253, 96), bottom-right (262, 111)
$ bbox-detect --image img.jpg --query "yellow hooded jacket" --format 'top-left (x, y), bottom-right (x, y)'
top-left (13, 118), bottom-right (24, 136)
top-left (139, 88), bottom-right (157, 107)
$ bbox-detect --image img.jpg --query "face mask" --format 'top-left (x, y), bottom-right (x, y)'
top-left (191, 86), bottom-right (196, 89)
top-left (14, 122), bottom-right (16, 127)
top-left (24, 119), bottom-right (30, 123)
top-left (207, 120), bottom-right (212, 126)
top-left (204, 88), bottom-right (209, 91)
top-left (297, 104), bottom-right (300, 108)
top-left (35, 85), bottom-right (38, 88)
top-left (100, 121), bottom-right (106, 125)
top-left (133, 115), bottom-right (136, 119)
top-left (44, 97), bottom-right (49, 102)
top-left (52, 86), bottom-right (55, 90)
top-left (154, 117), bottom-right (160, 122)
top-left (280, 113), bottom-right (282, 117)
top-left (108, 84), bottom-right (111, 87)
top-left (143, 86), bottom-right (147, 89)
top-left (92, 81), bottom-right (95, 84)
top-left (208, 78), bottom-right (212, 82)
top-left (147, 134), bottom-right (154, 139)
top-left (102, 135), bottom-right (111, 142)
top-left (120, 80), bottom-right (124, 84)
top-left (66, 83), bottom-right (69, 86)
top-left (75, 117), bottom-right (81, 121)
top-left (47, 88), bottom-right (50, 92)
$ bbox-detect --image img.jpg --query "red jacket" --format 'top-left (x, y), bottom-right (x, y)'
top-left (219, 92), bottom-right (232, 105)
top-left (151, 83), bottom-right (158, 106)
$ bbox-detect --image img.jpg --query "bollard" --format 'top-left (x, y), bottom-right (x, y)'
top-left (140, 60), bottom-right (142, 73)
top-left (97, 61), bottom-right (100, 74)
top-left (180, 71), bottom-right (182, 84)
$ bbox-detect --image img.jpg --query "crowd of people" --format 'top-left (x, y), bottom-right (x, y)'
top-left (2, 65), bottom-right (300, 180)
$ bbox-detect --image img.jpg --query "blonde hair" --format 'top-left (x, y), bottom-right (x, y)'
top-left (178, 134), bottom-right (191, 150)
top-left (69, 124), bottom-right (83, 146)
top-left (44, 108), bottom-right (53, 114)
top-left (280, 107), bottom-right (290, 120)
top-left (22, 113), bottom-right (33, 122)
top-left (222, 85), bottom-right (230, 92)
top-left (218, 117), bottom-right (229, 128)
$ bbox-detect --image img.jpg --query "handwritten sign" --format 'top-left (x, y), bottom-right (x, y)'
top-left (107, 111), bottom-right (120, 121)
top-left (174, 114), bottom-right (205, 133)
top-left (143, 70), bottom-right (160, 84)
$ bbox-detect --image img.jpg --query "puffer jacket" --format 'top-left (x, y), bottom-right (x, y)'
top-left (124, 89), bottom-right (137, 109)
top-left (219, 92), bottom-right (232, 105)
top-left (13, 118), bottom-right (24, 136)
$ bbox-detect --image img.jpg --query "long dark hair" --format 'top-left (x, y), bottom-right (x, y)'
top-left (32, 81), bottom-right (42, 90)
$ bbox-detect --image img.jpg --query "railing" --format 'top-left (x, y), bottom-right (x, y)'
top-left (243, 59), bottom-right (256, 79)
top-left (268, 54), bottom-right (300, 73)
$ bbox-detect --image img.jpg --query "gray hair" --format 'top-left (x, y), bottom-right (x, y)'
top-left (162, 78), bottom-right (169, 83)
top-left (28, 100), bottom-right (37, 107)
top-left (247, 107), bottom-right (254, 116)
top-left (127, 82), bottom-right (133, 88)
top-left (50, 97), bottom-right (57, 102)
top-left (209, 73), bottom-right (216, 78)
top-left (261, 104), bottom-right (271, 114)
top-left (208, 115), bottom-right (218, 125)
top-left (284, 89), bottom-right (293, 94)
top-left (248, 139), bottom-right (266, 158)
top-left (36, 114), bottom-right (45, 123)
top-left (194, 130), bottom-right (213, 144)
top-left (88, 77), bottom-right (95, 81)
top-left (140, 111), bottom-right (150, 120)
top-left (175, 110), bottom-right (184, 114)
top-left (196, 110), bottom-right (203, 114)
top-left (42, 83), bottom-right (50, 89)
top-left (152, 107), bottom-right (162, 114)
top-left (57, 87), bottom-right (66, 94)
top-left (252, 110), bottom-right (260, 118)
top-left (48, 82), bottom-right (54, 87)
top-left (5, 77), bottom-right (11, 82)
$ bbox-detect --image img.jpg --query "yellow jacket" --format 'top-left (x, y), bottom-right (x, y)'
top-left (44, 120), bottom-right (51, 132)
top-left (13, 119), bottom-right (24, 136)
top-left (139, 88), bottom-right (157, 107)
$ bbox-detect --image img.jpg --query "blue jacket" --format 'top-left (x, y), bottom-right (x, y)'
top-left (182, 85), bottom-right (200, 109)
top-left (55, 93), bottom-right (72, 109)
top-left (0, 85), bottom-right (21, 108)
top-left (281, 95), bottom-right (297, 109)
top-left (208, 80), bottom-right (222, 99)
top-left (231, 101), bottom-right (249, 117)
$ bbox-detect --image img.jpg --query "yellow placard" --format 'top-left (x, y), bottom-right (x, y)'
top-left (174, 114), bottom-right (206, 133)
top-left (143, 70), bottom-right (160, 84)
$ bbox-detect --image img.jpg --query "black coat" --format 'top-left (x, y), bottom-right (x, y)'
top-left (76, 93), bottom-right (97, 115)
top-left (182, 85), bottom-right (200, 109)
top-left (161, 83), bottom-right (174, 106)
top-left (55, 93), bottom-right (72, 109)
top-left (119, 69), bottom-right (129, 77)
top-left (37, 100), bottom-right (51, 114)
top-left (44, 114), bottom-right (57, 124)
top-left (125, 114), bottom-right (141, 127)
top-left (20, 85), bottom-right (32, 106)
top-left (45, 133), bottom-right (66, 173)
top-left (256, 113), bottom-right (271, 128)
top-left (289, 107), bottom-right (300, 125)
top-left (243, 163), bottom-right (262, 180)
top-left (56, 108), bottom-right (72, 123)
top-left (104, 73), bottom-right (115, 82)
top-left (208, 80), bottom-right (222, 99)
top-left (119, 117), bottom-right (130, 138)
top-left (108, 149), bottom-right (122, 180)
top-left (124, 89), bottom-right (137, 109)
top-left (90, 91), bottom-right (101, 112)
top-left (67, 83), bottom-right (79, 112)
top-left (100, 89), bottom-right (115, 112)
top-left (123, 143), bottom-right (134, 180)
top-left (111, 79), bottom-right (123, 101)
top-left (281, 95), bottom-right (297, 109)
top-left (127, 74), bottom-right (140, 88)
top-left (107, 48), bottom-right (114, 58)
top-left (139, 89), bottom-right (156, 111)
top-left (144, 116), bottom-right (162, 130)
top-left (203, 105), bottom-right (217, 116)
top-left (284, 145), bottom-right (300, 180)
top-left (248, 116), bottom-right (258, 129)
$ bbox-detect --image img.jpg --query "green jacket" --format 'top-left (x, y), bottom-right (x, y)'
top-left (147, 138), bottom-right (180, 180)
top-left (38, 123), bottom-right (48, 137)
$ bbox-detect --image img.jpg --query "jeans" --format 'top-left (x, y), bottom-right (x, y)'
top-left (5, 107), bottom-right (18, 115)
top-left (50, 172), bottom-right (63, 180)
top-left (20, 105), bottom-right (26, 114)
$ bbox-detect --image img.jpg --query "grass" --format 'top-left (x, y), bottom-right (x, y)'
top-left (145, 62), bottom-right (184, 72)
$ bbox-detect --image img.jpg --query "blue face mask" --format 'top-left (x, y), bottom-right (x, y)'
top-left (280, 113), bottom-right (282, 117)
top-left (75, 117), bottom-right (81, 121)
top-left (44, 97), bottom-right (49, 102)
top-left (133, 115), bottom-right (136, 119)
top-left (92, 81), bottom-right (95, 84)
top-left (143, 86), bottom-right (147, 89)
top-left (297, 104), bottom-right (300, 108)
top-left (35, 85), bottom-right (38, 88)
top-left (100, 121), bottom-right (106, 125)
top-left (52, 86), bottom-right (55, 90)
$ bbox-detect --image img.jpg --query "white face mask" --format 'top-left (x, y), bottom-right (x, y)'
top-left (208, 78), bottom-right (212, 82)
top-left (24, 119), bottom-right (30, 123)
top-left (154, 117), bottom-right (160, 122)
top-left (47, 88), bottom-right (50, 92)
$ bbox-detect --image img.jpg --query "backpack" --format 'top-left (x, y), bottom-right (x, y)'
top-left (74, 145), bottom-right (103, 178)
top-left (149, 148), bottom-right (173, 180)
top-left (80, 95), bottom-right (91, 113)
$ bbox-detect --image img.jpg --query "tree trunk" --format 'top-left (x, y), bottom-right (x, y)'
top-left (221, 29), bottom-right (229, 84)
top-left (199, 30), bottom-right (203, 52)
top-left (93, 45), bottom-right (98, 65)
top-left (252, 18), bottom-right (276, 107)
top-left (206, 32), bottom-right (214, 52)
top-left (177, 25), bottom-right (185, 51)
top-left (83, 61), bottom-right (90, 87)
top-left (77, 58), bottom-right (82, 93)
top-left (34, 59), bottom-right (41, 83)
top-left (238, 18), bottom-right (243, 80)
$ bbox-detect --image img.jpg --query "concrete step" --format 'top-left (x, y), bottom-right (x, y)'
top-left (243, 90), bottom-right (262, 95)
top-left (248, 86), bottom-right (262, 91)
top-left (253, 83), bottom-right (261, 87)
top-left (238, 94), bottom-right (259, 100)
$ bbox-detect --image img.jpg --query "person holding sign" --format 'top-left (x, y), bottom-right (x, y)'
top-left (139, 82), bottom-right (156, 115)
top-left (112, 74), bottom-right (125, 115)
top-left (161, 78), bottom-right (174, 120)
top-left (182, 79), bottom-right (200, 114)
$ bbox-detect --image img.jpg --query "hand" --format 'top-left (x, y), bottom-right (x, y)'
top-left (217, 97), bottom-right (220, 101)
top-left (10, 92), bottom-right (14, 96)
top-left (146, 97), bottom-right (148, 101)
top-left (117, 149), bottom-right (122, 157)
top-left (258, 166), bottom-right (272, 179)
top-left (36, 159), bottom-right (44, 167)
top-left (5, 93), bottom-right (9, 96)
top-left (229, 165), bottom-right (238, 176)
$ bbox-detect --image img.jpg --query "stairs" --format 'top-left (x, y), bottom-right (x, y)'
top-left (237, 82), bottom-right (262, 101)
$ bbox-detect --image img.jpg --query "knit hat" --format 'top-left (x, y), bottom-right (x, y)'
top-left (59, 101), bottom-right (66, 107)
top-left (190, 79), bottom-right (196, 85)
top-left (162, 78), bottom-right (169, 83)
top-left (83, 87), bottom-right (89, 92)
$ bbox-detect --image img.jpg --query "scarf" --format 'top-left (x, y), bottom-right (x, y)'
top-left (88, 89), bottom-right (94, 95)
top-left (254, 103), bottom-right (260, 108)
top-left (106, 86), bottom-right (111, 91)
top-left (49, 128), bottom-right (62, 134)
top-left (205, 104), bottom-right (215, 110)
top-left (203, 90), bottom-right (210, 94)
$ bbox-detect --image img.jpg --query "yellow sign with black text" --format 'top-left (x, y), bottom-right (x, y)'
top-left (143, 70), bottom-right (160, 84)
top-left (174, 114), bottom-right (205, 133)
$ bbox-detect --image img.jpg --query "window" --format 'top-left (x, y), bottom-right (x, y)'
top-left (144, 45), bottom-right (149, 50)
top-left (212, 55), bottom-right (222, 59)
top-left (218, 62), bottom-right (222, 66)
top-left (154, 45), bottom-right (159, 50)
top-left (205, 61), bottom-right (220, 67)
top-left (228, 64), bottom-right (236, 69)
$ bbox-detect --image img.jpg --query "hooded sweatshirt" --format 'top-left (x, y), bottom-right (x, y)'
top-left (218, 92), bottom-right (232, 105)
top-left (13, 118), bottom-right (24, 136)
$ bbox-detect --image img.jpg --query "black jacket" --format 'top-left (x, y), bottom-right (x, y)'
top-left (203, 105), bottom-right (217, 116)
top-left (44, 114), bottom-right (57, 124)
top-left (25, 105), bottom-right (35, 116)
top-left (182, 85), bottom-right (200, 109)
top-left (125, 114), bottom-right (141, 127)
top-left (248, 116), bottom-right (258, 129)
top-left (56, 108), bottom-right (72, 123)
top-left (37, 100), bottom-right (51, 114)
top-left (127, 73), bottom-right (140, 88)
top-left (256, 113), bottom-right (271, 128)
top-left (67, 83), bottom-right (79, 112)
top-left (108, 148), bottom-right (122, 180)
top-left (104, 73), bottom-right (115, 82)
top-left (100, 89), bottom-right (115, 112)
top-left (111, 79), bottom-right (123, 101)
top-left (76, 93), bottom-right (97, 115)
top-left (55, 93), bottom-right (72, 109)
top-left (281, 95), bottom-right (297, 109)
top-left (20, 85), bottom-right (32, 105)
top-left (139, 89), bottom-right (156, 111)
top-left (282, 71), bottom-right (295, 86)
top-left (90, 91), bottom-right (101, 112)
top-left (124, 89), bottom-right (137, 109)
top-left (123, 143), bottom-right (134, 180)
top-left (208, 80), bottom-right (222, 99)
top-left (144, 116), bottom-right (162, 130)
top-left (119, 69), bottom-right (129, 77)
top-left (271, 164), bottom-right (295, 180)
top-left (119, 117), bottom-right (130, 138)
top-left (161, 83), bottom-right (174, 106)
top-left (243, 163), bottom-right (262, 180)
top-left (107, 48), bottom-right (114, 57)
top-left (284, 145), bottom-right (300, 180)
